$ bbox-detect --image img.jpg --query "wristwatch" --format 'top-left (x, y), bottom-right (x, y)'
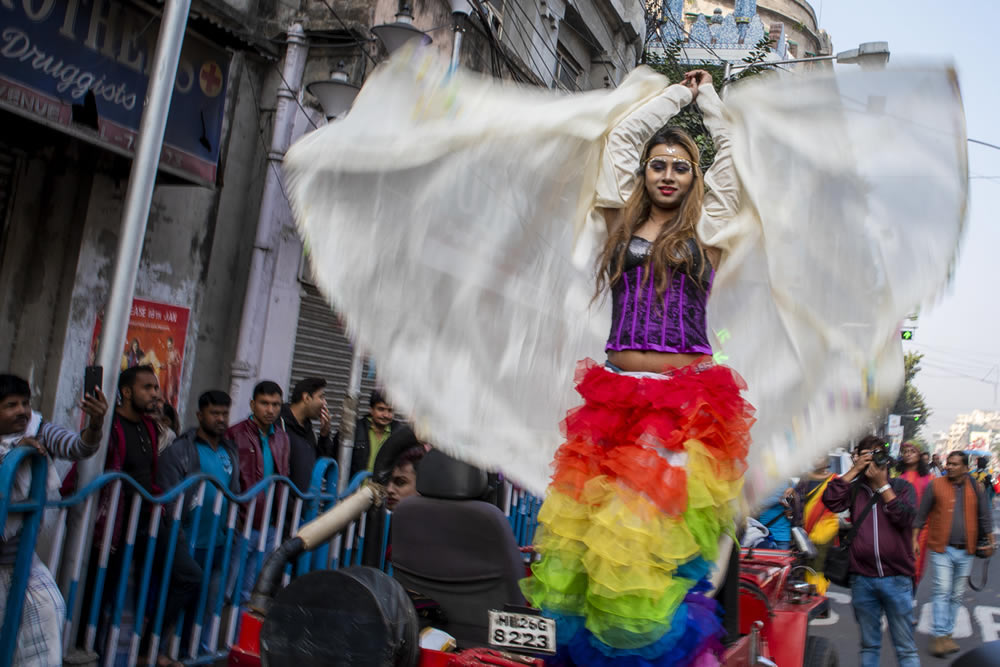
top-left (876, 484), bottom-right (891, 495)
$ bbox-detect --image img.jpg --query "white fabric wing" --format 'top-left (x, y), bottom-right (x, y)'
top-left (285, 51), bottom-right (967, 503)
top-left (716, 67), bottom-right (967, 503)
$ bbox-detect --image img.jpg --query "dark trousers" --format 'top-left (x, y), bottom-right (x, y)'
top-left (78, 523), bottom-right (202, 656)
top-left (716, 542), bottom-right (740, 645)
top-left (138, 528), bottom-right (202, 643)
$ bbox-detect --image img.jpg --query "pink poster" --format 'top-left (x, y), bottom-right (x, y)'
top-left (90, 299), bottom-right (190, 409)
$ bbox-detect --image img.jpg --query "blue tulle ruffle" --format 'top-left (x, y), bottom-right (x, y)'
top-left (543, 588), bottom-right (724, 667)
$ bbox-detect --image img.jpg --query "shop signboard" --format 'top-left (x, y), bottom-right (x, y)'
top-left (0, 0), bottom-right (229, 183)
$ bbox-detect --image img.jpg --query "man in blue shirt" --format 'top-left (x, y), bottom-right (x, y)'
top-left (157, 391), bottom-right (241, 555)
top-left (757, 481), bottom-right (794, 549)
top-left (157, 390), bottom-right (241, 652)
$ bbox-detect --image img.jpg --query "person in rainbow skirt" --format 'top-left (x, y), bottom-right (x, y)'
top-left (283, 46), bottom-right (967, 667)
top-left (519, 69), bottom-right (750, 666)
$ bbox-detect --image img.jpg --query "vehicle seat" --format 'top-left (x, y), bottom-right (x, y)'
top-left (390, 450), bottom-right (527, 644)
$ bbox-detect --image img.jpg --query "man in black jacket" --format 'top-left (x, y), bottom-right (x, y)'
top-left (335, 389), bottom-right (402, 480)
top-left (282, 378), bottom-right (333, 493)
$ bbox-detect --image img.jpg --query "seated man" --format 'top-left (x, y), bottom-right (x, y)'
top-left (362, 427), bottom-right (425, 566)
top-left (386, 446), bottom-right (426, 511)
top-left (755, 480), bottom-right (794, 549)
top-left (0, 373), bottom-right (107, 666)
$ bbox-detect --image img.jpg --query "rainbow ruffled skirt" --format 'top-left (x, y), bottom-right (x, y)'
top-left (521, 358), bottom-right (755, 666)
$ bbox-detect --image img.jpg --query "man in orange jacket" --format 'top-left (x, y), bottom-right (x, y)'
top-left (913, 450), bottom-right (995, 657)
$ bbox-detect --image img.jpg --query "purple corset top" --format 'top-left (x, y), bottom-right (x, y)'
top-left (606, 237), bottom-right (713, 355)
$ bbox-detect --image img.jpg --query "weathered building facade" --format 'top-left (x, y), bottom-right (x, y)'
top-left (0, 0), bottom-right (287, 428)
top-left (226, 0), bottom-right (656, 420)
top-left (0, 0), bottom-right (654, 431)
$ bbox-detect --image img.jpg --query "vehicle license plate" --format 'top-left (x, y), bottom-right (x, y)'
top-left (487, 610), bottom-right (556, 654)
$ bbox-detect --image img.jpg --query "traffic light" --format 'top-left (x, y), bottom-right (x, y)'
top-left (901, 330), bottom-right (914, 340)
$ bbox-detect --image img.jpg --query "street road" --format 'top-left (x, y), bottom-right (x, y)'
top-left (809, 506), bottom-right (1000, 666)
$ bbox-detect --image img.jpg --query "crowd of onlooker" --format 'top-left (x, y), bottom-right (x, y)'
top-left (752, 437), bottom-right (996, 665)
top-left (4, 363), bottom-right (999, 667)
top-left (0, 368), bottom-right (424, 667)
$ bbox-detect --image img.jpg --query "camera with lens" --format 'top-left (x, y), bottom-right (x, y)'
top-left (871, 447), bottom-right (891, 468)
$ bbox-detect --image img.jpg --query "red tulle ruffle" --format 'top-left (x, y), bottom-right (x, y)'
top-left (551, 358), bottom-right (755, 516)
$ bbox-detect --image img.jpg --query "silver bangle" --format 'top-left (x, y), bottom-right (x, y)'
top-left (877, 483), bottom-right (891, 494)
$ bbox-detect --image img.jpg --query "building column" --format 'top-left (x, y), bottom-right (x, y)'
top-left (229, 23), bottom-right (309, 411)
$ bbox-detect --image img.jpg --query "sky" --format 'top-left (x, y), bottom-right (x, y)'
top-left (814, 0), bottom-right (1000, 440)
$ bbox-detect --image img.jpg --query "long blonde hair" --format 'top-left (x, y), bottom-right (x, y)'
top-left (595, 127), bottom-right (708, 300)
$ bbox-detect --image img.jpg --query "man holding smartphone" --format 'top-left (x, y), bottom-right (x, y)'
top-left (0, 373), bottom-right (108, 667)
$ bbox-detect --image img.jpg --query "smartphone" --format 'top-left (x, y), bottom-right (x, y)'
top-left (84, 365), bottom-right (103, 398)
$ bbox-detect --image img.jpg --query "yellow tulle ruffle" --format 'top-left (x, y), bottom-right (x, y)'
top-left (522, 439), bottom-right (743, 648)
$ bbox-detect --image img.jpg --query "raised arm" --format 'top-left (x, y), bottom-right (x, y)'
top-left (695, 81), bottom-right (742, 253)
top-left (595, 82), bottom-right (694, 231)
top-left (35, 389), bottom-right (108, 461)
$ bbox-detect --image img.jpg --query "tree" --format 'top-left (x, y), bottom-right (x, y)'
top-left (891, 352), bottom-right (931, 441)
top-left (642, 37), bottom-right (775, 170)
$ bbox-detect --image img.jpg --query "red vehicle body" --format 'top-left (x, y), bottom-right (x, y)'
top-left (732, 547), bottom-right (833, 666)
top-left (229, 545), bottom-right (833, 667)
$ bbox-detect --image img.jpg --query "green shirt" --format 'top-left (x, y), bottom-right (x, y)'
top-left (367, 420), bottom-right (392, 471)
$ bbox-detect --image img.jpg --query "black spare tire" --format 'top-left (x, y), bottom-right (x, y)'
top-left (260, 566), bottom-right (420, 667)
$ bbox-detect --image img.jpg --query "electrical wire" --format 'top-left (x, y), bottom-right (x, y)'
top-left (969, 138), bottom-right (1000, 151)
top-left (271, 63), bottom-right (320, 131)
top-left (501, 14), bottom-right (562, 85)
top-left (502, 0), bottom-right (581, 90)
top-left (910, 352), bottom-right (998, 378)
top-left (555, 17), bottom-right (620, 88)
top-left (570, 0), bottom-right (639, 74)
top-left (906, 341), bottom-right (1000, 367)
top-left (314, 0), bottom-right (379, 67)
top-left (469, 0), bottom-right (533, 83)
top-left (243, 65), bottom-right (296, 211)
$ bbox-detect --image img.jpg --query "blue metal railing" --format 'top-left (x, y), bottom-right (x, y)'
top-left (0, 447), bottom-right (542, 666)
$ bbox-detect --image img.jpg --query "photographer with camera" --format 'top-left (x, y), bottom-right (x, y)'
top-left (822, 435), bottom-right (919, 667)
top-left (913, 450), bottom-right (995, 657)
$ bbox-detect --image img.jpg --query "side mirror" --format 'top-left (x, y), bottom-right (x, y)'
top-left (791, 526), bottom-right (818, 560)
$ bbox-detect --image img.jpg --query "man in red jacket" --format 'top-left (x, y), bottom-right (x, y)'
top-left (79, 366), bottom-right (201, 666)
top-left (225, 380), bottom-right (290, 603)
top-left (822, 435), bottom-right (918, 667)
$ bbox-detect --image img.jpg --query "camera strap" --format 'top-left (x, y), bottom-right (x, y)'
top-left (969, 554), bottom-right (990, 592)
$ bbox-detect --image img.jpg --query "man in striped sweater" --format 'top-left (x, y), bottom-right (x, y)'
top-left (0, 373), bottom-right (107, 666)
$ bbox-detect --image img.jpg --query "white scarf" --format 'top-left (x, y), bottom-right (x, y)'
top-left (0, 411), bottom-right (64, 539)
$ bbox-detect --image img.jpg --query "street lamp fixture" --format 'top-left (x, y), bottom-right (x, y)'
top-left (306, 62), bottom-right (361, 121)
top-left (724, 41), bottom-right (890, 82)
top-left (834, 41), bottom-right (890, 69)
top-left (448, 0), bottom-right (473, 71)
top-left (372, 4), bottom-right (433, 55)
